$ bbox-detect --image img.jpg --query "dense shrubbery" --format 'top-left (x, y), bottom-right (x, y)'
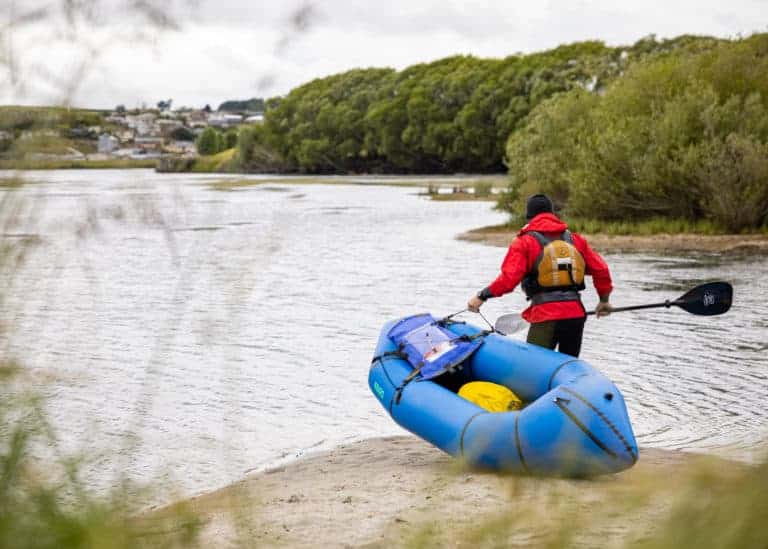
top-left (503, 34), bottom-right (768, 231)
top-left (236, 125), bottom-right (289, 172)
top-left (250, 36), bottom-right (717, 174)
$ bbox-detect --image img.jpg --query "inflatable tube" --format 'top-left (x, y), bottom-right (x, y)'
top-left (369, 317), bottom-right (638, 477)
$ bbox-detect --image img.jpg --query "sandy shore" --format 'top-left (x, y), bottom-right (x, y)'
top-left (458, 226), bottom-right (768, 253)
top-left (139, 435), bottom-right (749, 548)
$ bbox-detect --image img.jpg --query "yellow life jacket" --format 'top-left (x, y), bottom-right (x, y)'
top-left (521, 230), bottom-right (586, 305)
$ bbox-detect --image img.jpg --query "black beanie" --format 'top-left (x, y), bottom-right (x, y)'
top-left (525, 194), bottom-right (554, 220)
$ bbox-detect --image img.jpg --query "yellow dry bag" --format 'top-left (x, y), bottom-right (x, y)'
top-left (458, 381), bottom-right (523, 412)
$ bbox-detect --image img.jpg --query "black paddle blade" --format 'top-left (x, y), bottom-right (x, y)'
top-left (675, 282), bottom-right (733, 316)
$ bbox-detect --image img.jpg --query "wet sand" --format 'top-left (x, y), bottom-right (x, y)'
top-left (139, 435), bottom-right (748, 548)
top-left (458, 226), bottom-right (768, 253)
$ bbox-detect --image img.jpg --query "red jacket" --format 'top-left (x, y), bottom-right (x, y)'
top-left (486, 213), bottom-right (612, 323)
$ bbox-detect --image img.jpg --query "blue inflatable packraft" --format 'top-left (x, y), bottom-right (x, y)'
top-left (369, 314), bottom-right (638, 477)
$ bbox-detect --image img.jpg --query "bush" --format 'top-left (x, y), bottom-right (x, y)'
top-left (196, 127), bottom-right (231, 156)
top-left (697, 134), bottom-right (768, 231)
top-left (500, 33), bottom-right (768, 232)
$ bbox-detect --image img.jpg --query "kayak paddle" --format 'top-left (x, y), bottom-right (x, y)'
top-left (494, 281), bottom-right (733, 335)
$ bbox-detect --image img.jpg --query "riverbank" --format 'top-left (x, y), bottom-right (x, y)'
top-left (459, 225), bottom-right (768, 253)
top-left (137, 435), bottom-right (757, 548)
top-left (0, 158), bottom-right (157, 170)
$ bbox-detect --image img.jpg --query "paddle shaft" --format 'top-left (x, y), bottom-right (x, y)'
top-left (495, 281), bottom-right (731, 333)
top-left (586, 300), bottom-right (678, 316)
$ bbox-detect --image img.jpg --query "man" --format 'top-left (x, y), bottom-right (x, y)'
top-left (467, 194), bottom-right (612, 357)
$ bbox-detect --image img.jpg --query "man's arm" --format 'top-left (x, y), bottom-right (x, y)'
top-left (467, 237), bottom-right (530, 312)
top-left (573, 234), bottom-right (613, 317)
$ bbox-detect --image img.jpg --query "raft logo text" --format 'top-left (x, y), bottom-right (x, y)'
top-left (373, 381), bottom-right (385, 401)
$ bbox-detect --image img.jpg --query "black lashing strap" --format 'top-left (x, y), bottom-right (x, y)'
top-left (547, 359), bottom-right (581, 391)
top-left (553, 395), bottom-right (618, 460)
top-left (370, 348), bottom-right (406, 368)
top-left (514, 414), bottom-right (530, 474)
top-left (385, 331), bottom-right (491, 405)
top-left (393, 361), bottom-right (425, 404)
top-left (560, 387), bottom-right (638, 464)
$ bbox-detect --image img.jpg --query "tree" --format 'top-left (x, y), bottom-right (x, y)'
top-left (224, 130), bottom-right (238, 149)
top-left (499, 33), bottom-right (768, 230)
top-left (195, 127), bottom-right (222, 155)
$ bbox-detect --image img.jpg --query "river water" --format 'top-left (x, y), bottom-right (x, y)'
top-left (1, 169), bottom-right (766, 504)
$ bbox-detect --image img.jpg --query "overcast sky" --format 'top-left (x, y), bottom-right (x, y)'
top-left (2, 0), bottom-right (766, 109)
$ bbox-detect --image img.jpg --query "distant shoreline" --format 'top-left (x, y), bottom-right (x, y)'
top-left (0, 159), bottom-right (157, 170)
top-left (459, 224), bottom-right (768, 253)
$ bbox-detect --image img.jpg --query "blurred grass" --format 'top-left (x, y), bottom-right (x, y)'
top-left (0, 369), bottom-right (205, 549)
top-left (396, 453), bottom-right (767, 549)
top-left (633, 459), bottom-right (768, 549)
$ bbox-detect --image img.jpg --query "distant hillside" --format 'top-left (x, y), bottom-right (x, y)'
top-left (0, 106), bottom-right (104, 133)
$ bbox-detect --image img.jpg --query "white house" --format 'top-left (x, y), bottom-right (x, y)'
top-left (185, 110), bottom-right (209, 128)
top-left (208, 113), bottom-right (243, 128)
top-left (126, 113), bottom-right (158, 136)
top-left (97, 133), bottom-right (119, 154)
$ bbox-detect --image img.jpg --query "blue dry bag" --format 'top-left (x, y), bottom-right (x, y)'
top-left (387, 313), bottom-right (485, 380)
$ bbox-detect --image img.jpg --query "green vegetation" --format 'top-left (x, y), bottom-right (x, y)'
top-left (195, 127), bottom-right (225, 155)
top-left (503, 33), bottom-right (768, 232)
top-left (0, 106), bottom-right (104, 134)
top-left (235, 125), bottom-right (291, 173)
top-left (4, 34), bottom-right (767, 235)
top-left (244, 35), bottom-right (724, 175)
top-left (566, 217), bottom-right (744, 236)
top-left (194, 128), bottom-right (239, 157)
top-left (189, 148), bottom-right (237, 172)
top-left (0, 106), bottom-right (115, 165)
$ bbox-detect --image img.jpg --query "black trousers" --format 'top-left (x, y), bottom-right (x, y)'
top-left (526, 317), bottom-right (586, 357)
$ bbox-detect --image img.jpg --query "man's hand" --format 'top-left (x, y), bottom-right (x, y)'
top-left (467, 295), bottom-right (485, 313)
top-left (595, 301), bottom-right (613, 318)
